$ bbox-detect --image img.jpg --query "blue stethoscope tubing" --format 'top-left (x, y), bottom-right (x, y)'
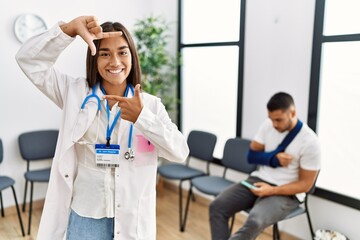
top-left (73, 82), bottom-right (135, 150)
top-left (81, 84), bottom-right (102, 111)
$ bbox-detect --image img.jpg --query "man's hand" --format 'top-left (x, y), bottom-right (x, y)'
top-left (276, 152), bottom-right (293, 167)
top-left (250, 182), bottom-right (275, 197)
top-left (103, 84), bottom-right (143, 123)
top-left (60, 16), bottom-right (123, 56)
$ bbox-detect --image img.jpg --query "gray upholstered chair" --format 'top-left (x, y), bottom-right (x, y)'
top-left (0, 138), bottom-right (25, 236)
top-left (265, 174), bottom-right (318, 240)
top-left (186, 138), bottom-right (255, 233)
top-left (157, 130), bottom-right (217, 231)
top-left (18, 129), bottom-right (58, 235)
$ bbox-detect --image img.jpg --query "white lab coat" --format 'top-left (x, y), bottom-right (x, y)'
top-left (15, 24), bottom-right (189, 240)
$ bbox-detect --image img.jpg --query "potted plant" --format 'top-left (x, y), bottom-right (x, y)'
top-left (133, 15), bottom-right (179, 118)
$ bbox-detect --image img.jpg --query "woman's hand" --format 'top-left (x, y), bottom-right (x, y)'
top-left (60, 16), bottom-right (122, 55)
top-left (103, 84), bottom-right (144, 123)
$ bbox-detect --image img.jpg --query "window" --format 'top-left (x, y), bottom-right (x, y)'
top-left (323, 0), bottom-right (360, 35)
top-left (182, 0), bottom-right (240, 44)
top-left (179, 0), bottom-right (245, 158)
top-left (309, 0), bottom-right (360, 208)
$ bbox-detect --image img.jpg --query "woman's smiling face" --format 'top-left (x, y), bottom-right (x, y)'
top-left (97, 36), bottom-right (132, 87)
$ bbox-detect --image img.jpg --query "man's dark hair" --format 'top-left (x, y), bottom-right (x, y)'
top-left (267, 92), bottom-right (295, 112)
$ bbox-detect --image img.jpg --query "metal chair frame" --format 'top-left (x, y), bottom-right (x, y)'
top-left (268, 176), bottom-right (318, 240)
top-left (184, 138), bottom-right (255, 235)
top-left (18, 129), bottom-right (58, 235)
top-left (0, 138), bottom-right (25, 237)
top-left (157, 130), bottom-right (217, 231)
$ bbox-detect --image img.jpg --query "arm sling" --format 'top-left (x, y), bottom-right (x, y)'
top-left (247, 120), bottom-right (303, 168)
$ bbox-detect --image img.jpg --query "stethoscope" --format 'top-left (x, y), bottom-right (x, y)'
top-left (72, 82), bottom-right (135, 161)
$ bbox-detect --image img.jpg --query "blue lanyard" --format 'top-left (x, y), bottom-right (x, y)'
top-left (100, 83), bottom-right (134, 147)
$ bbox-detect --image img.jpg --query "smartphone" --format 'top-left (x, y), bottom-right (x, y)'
top-left (241, 180), bottom-right (258, 190)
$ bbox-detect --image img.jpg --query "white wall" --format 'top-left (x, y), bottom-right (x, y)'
top-left (0, 0), bottom-right (176, 211)
top-left (242, 0), bottom-right (314, 136)
top-left (242, 1), bottom-right (359, 239)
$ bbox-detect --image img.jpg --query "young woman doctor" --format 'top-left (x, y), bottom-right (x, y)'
top-left (16, 15), bottom-right (189, 240)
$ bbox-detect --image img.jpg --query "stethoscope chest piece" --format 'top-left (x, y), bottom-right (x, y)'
top-left (124, 148), bottom-right (135, 161)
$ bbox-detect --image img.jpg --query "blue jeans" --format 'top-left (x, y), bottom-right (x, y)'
top-left (66, 209), bottom-right (114, 240)
top-left (209, 176), bottom-right (299, 240)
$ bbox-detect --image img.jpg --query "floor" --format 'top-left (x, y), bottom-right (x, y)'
top-left (0, 181), bottom-right (299, 239)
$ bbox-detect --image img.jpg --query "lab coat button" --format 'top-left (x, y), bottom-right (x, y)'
top-left (65, 174), bottom-right (69, 178)
top-left (117, 231), bottom-right (120, 235)
top-left (117, 204), bottom-right (120, 208)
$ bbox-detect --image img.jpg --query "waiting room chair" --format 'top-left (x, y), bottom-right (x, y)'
top-left (18, 129), bottom-right (58, 235)
top-left (263, 173), bottom-right (319, 240)
top-left (0, 138), bottom-right (25, 237)
top-left (184, 137), bottom-right (256, 233)
top-left (157, 130), bottom-right (217, 231)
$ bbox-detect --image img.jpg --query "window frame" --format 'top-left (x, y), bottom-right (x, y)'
top-left (177, 0), bottom-right (247, 138)
top-left (308, 0), bottom-right (360, 210)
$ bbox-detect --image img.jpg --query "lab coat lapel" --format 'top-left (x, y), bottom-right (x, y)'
top-left (72, 85), bottom-right (104, 143)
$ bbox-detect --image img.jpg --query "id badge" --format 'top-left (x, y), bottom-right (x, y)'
top-left (95, 144), bottom-right (120, 167)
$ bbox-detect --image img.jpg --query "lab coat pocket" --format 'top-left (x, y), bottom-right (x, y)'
top-left (136, 135), bottom-right (155, 152)
top-left (137, 193), bottom-right (156, 239)
top-left (134, 135), bottom-right (157, 167)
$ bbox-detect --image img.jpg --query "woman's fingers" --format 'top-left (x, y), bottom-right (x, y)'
top-left (102, 31), bottom-right (123, 39)
top-left (74, 16), bottom-right (123, 55)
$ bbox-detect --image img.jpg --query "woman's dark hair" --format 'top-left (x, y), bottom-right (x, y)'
top-left (267, 92), bottom-right (295, 112)
top-left (86, 21), bottom-right (141, 88)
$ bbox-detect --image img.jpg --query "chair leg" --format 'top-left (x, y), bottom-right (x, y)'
top-left (305, 201), bottom-right (315, 238)
top-left (28, 181), bottom-right (34, 235)
top-left (22, 180), bottom-right (28, 212)
top-left (180, 183), bottom-right (193, 232)
top-left (0, 191), bottom-right (4, 217)
top-left (191, 191), bottom-right (196, 202)
top-left (11, 186), bottom-right (25, 237)
top-left (273, 223), bottom-right (280, 240)
top-left (178, 181), bottom-right (184, 231)
top-left (179, 181), bottom-right (192, 232)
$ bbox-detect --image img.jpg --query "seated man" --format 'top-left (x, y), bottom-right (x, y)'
top-left (209, 92), bottom-right (321, 240)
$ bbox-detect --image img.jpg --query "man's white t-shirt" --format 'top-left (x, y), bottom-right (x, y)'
top-left (250, 119), bottom-right (321, 200)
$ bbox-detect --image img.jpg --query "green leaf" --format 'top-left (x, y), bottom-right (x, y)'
top-left (133, 15), bottom-right (180, 112)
